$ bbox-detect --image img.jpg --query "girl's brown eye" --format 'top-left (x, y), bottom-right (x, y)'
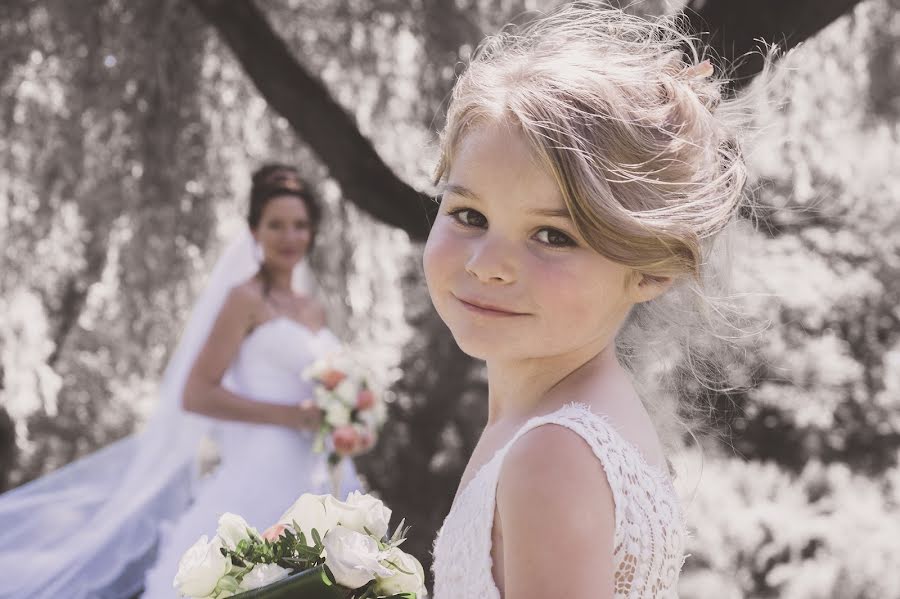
top-left (447, 208), bottom-right (487, 228)
top-left (535, 228), bottom-right (576, 247)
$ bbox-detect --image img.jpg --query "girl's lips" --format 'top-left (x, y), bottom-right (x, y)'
top-left (455, 295), bottom-right (527, 317)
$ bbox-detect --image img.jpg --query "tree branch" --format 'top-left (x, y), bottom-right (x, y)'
top-left (187, 0), bottom-right (433, 241)
top-left (189, 0), bottom-right (864, 236)
top-left (684, 0), bottom-right (866, 92)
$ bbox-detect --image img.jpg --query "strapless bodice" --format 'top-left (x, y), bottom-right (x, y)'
top-left (215, 317), bottom-right (343, 460)
top-left (223, 316), bottom-right (342, 405)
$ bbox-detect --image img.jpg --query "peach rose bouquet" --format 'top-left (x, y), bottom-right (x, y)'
top-left (302, 353), bottom-right (388, 494)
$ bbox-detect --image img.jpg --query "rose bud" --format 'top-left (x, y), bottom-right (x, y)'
top-left (355, 389), bottom-right (376, 410)
top-left (261, 523), bottom-right (288, 542)
top-left (358, 428), bottom-right (375, 451)
top-left (319, 369), bottom-right (347, 391)
top-left (333, 425), bottom-right (361, 455)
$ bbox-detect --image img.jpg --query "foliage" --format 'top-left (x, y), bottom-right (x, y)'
top-left (677, 448), bottom-right (900, 598)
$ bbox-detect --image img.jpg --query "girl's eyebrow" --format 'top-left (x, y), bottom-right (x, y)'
top-left (441, 182), bottom-right (480, 201)
top-left (441, 182), bottom-right (572, 219)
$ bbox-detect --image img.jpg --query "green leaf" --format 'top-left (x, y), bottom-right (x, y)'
top-left (381, 559), bottom-right (414, 576)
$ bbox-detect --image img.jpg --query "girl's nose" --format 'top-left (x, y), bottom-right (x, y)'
top-left (464, 236), bottom-right (517, 284)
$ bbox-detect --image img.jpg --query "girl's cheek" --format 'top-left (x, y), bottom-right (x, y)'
top-left (423, 223), bottom-right (453, 285)
top-left (529, 256), bottom-right (595, 315)
top-left (425, 221), bottom-right (465, 269)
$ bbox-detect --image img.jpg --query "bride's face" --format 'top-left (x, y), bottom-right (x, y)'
top-left (422, 122), bottom-right (643, 362)
top-left (253, 195), bottom-right (313, 271)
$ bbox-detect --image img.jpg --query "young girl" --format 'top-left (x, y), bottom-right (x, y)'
top-left (426, 3), bottom-right (761, 597)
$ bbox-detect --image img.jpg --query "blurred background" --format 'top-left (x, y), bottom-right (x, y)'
top-left (1, 0), bottom-right (898, 597)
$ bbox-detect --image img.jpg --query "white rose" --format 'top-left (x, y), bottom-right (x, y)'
top-left (301, 358), bottom-right (328, 380)
top-left (173, 535), bottom-right (231, 598)
top-left (238, 563), bottom-right (291, 591)
top-left (216, 512), bottom-right (258, 551)
top-left (361, 399), bottom-right (387, 427)
top-left (333, 378), bottom-right (358, 408)
top-left (313, 385), bottom-right (332, 408)
top-left (324, 401), bottom-right (352, 428)
top-left (278, 493), bottom-right (340, 544)
top-left (322, 526), bottom-right (394, 589)
top-left (375, 547), bottom-right (427, 597)
top-left (329, 491), bottom-right (391, 539)
top-left (358, 401), bottom-right (386, 429)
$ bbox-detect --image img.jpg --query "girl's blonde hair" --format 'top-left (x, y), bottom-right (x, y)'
top-left (433, 2), bottom-right (780, 460)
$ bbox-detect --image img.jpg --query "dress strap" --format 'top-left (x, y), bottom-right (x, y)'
top-left (494, 401), bottom-right (676, 551)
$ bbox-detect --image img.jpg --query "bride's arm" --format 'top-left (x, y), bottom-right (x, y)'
top-left (181, 286), bottom-right (317, 430)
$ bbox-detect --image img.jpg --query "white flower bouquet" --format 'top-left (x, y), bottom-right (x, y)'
top-left (302, 353), bottom-right (388, 494)
top-left (173, 491), bottom-right (426, 599)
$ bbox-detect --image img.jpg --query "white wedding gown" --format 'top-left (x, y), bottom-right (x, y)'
top-left (431, 401), bottom-right (688, 598)
top-left (141, 316), bottom-right (364, 598)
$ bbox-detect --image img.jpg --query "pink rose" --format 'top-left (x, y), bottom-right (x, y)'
top-left (261, 523), bottom-right (287, 542)
top-left (358, 428), bottom-right (375, 451)
top-left (355, 389), bottom-right (376, 410)
top-left (319, 369), bottom-right (347, 391)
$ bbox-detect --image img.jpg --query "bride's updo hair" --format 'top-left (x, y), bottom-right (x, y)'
top-left (248, 163), bottom-right (322, 253)
top-left (434, 2), bottom-right (776, 455)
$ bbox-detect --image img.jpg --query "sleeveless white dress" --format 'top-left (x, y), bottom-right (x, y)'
top-left (430, 401), bottom-right (688, 598)
top-left (141, 317), bottom-right (365, 598)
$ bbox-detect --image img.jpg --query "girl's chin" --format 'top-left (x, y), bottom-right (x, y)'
top-left (450, 329), bottom-right (519, 361)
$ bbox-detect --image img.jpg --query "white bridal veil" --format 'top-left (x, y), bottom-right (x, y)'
top-left (0, 225), bottom-right (317, 599)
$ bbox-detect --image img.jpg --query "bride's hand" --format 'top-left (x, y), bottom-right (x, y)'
top-left (294, 399), bottom-right (323, 431)
top-left (334, 427), bottom-right (377, 458)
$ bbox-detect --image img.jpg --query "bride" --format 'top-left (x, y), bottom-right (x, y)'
top-left (0, 164), bottom-right (372, 599)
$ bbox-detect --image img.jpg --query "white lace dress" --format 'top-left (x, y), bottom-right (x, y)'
top-left (431, 401), bottom-right (689, 598)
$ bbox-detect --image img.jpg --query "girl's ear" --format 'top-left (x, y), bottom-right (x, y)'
top-left (628, 272), bottom-right (673, 304)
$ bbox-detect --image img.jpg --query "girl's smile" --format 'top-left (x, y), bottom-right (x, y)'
top-left (453, 293), bottom-right (531, 317)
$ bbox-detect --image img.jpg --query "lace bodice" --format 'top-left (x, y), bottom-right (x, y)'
top-left (431, 401), bottom-right (689, 598)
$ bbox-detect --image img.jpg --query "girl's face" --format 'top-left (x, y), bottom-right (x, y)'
top-left (423, 122), bottom-right (643, 362)
top-left (253, 195), bottom-right (313, 271)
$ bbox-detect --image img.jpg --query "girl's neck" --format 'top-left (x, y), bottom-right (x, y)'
top-left (484, 342), bottom-right (624, 426)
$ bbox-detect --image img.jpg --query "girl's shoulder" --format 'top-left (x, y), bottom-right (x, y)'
top-left (499, 412), bottom-right (619, 496)
top-left (500, 401), bottom-right (673, 496)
